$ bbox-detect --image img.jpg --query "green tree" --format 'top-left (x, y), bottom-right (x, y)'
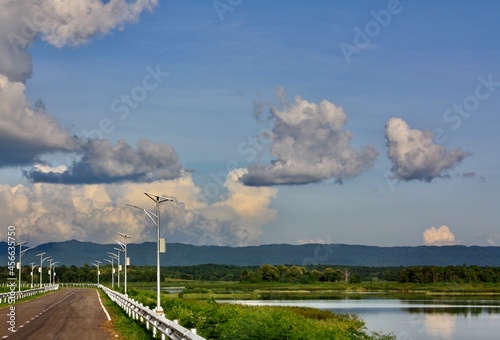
top-left (257, 264), bottom-right (279, 282)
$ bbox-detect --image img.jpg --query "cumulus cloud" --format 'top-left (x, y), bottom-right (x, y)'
top-left (423, 225), bottom-right (457, 246)
top-left (1, 170), bottom-right (277, 246)
top-left (241, 90), bottom-right (378, 186)
top-left (0, 0), bottom-right (157, 168)
top-left (477, 232), bottom-right (500, 246)
top-left (24, 139), bottom-right (184, 184)
top-left (0, 75), bottom-right (79, 166)
top-left (1, 0), bottom-right (157, 82)
top-left (385, 118), bottom-right (469, 182)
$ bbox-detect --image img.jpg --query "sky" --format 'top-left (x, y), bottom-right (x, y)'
top-left (1, 0), bottom-right (499, 248)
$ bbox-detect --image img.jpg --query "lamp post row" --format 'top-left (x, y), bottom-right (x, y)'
top-left (10, 192), bottom-right (173, 315)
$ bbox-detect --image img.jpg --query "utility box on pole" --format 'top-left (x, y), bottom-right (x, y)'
top-left (159, 238), bottom-right (166, 253)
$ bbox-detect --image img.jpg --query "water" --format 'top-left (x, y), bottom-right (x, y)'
top-left (224, 297), bottom-right (500, 339)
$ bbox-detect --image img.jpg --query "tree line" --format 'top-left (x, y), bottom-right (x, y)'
top-left (398, 265), bottom-right (500, 284)
top-left (2, 263), bottom-right (499, 284)
top-left (242, 264), bottom-right (500, 284)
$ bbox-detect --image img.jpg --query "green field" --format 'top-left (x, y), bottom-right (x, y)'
top-left (106, 279), bottom-right (500, 339)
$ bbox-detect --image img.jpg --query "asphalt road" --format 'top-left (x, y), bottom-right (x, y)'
top-left (0, 288), bottom-right (113, 340)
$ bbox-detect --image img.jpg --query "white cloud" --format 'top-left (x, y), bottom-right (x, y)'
top-left (385, 118), bottom-right (469, 182)
top-left (1, 171), bottom-right (277, 246)
top-left (423, 225), bottom-right (457, 246)
top-left (242, 90), bottom-right (378, 186)
top-left (297, 238), bottom-right (329, 245)
top-left (0, 0), bottom-right (158, 167)
top-left (35, 0), bottom-right (158, 48)
top-left (0, 75), bottom-right (79, 166)
top-left (24, 139), bottom-right (184, 184)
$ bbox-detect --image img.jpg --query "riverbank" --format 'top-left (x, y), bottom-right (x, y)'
top-left (151, 280), bottom-right (500, 300)
top-left (119, 281), bottom-right (500, 339)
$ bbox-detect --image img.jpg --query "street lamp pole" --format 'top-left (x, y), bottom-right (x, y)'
top-left (29, 262), bottom-right (37, 288)
top-left (107, 252), bottom-right (119, 289)
top-left (50, 262), bottom-right (58, 285)
top-left (115, 241), bottom-right (126, 293)
top-left (118, 232), bottom-right (133, 296)
top-left (47, 258), bottom-right (54, 285)
top-left (126, 192), bottom-right (173, 315)
top-left (105, 258), bottom-right (114, 288)
top-left (93, 261), bottom-right (101, 285)
top-left (36, 253), bottom-right (46, 287)
top-left (16, 241), bottom-right (28, 292)
top-left (113, 248), bottom-right (123, 288)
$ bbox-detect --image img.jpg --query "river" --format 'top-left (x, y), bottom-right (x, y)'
top-left (224, 297), bottom-right (500, 339)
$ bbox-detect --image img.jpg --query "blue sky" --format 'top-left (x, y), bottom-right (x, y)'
top-left (1, 0), bottom-right (499, 247)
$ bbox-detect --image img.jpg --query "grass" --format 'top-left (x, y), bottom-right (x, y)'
top-left (98, 289), bottom-right (155, 339)
top-left (103, 280), bottom-right (500, 339)
top-left (119, 286), bottom-right (395, 340)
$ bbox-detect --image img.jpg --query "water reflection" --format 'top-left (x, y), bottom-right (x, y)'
top-left (222, 297), bottom-right (500, 340)
top-left (423, 314), bottom-right (456, 338)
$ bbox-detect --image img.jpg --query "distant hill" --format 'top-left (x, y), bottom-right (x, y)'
top-left (1, 240), bottom-right (500, 267)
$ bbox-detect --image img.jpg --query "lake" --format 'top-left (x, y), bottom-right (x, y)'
top-left (224, 297), bottom-right (500, 339)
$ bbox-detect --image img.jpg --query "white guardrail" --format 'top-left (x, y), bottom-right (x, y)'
top-left (100, 285), bottom-right (206, 340)
top-left (0, 284), bottom-right (59, 304)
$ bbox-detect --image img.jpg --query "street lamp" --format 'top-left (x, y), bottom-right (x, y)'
top-left (113, 247), bottom-right (124, 288)
top-left (92, 261), bottom-right (101, 285)
top-left (105, 258), bottom-right (114, 288)
top-left (36, 253), bottom-right (47, 287)
top-left (126, 192), bottom-right (173, 315)
top-left (29, 262), bottom-right (37, 288)
top-left (16, 241), bottom-right (28, 292)
top-left (107, 252), bottom-right (119, 289)
top-left (47, 258), bottom-right (54, 285)
top-left (49, 262), bottom-right (59, 285)
top-left (118, 232), bottom-right (133, 296)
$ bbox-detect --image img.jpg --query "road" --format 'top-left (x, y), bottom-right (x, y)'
top-left (0, 288), bottom-right (114, 339)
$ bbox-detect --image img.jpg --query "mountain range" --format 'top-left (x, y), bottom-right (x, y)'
top-left (2, 240), bottom-right (500, 267)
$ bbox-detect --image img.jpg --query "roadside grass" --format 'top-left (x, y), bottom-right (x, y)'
top-left (98, 289), bottom-right (155, 340)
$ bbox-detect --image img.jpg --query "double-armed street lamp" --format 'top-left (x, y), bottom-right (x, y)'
top-left (49, 262), bottom-right (58, 285)
top-left (117, 232), bottom-right (133, 296)
top-left (107, 252), bottom-right (119, 289)
top-left (29, 262), bottom-right (37, 288)
top-left (93, 261), bottom-right (102, 285)
top-left (47, 258), bottom-right (55, 285)
top-left (16, 241), bottom-right (29, 292)
top-left (113, 247), bottom-right (124, 288)
top-left (36, 253), bottom-right (49, 287)
top-left (105, 258), bottom-right (114, 288)
top-left (126, 192), bottom-right (173, 315)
